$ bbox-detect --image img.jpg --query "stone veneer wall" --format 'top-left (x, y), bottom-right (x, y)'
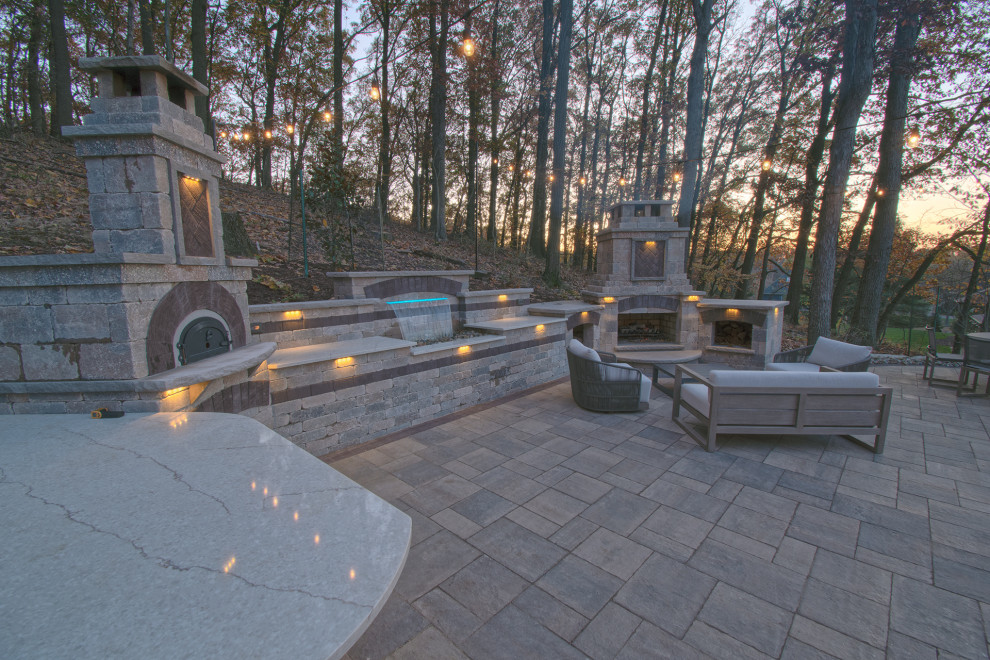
top-left (0, 254), bottom-right (252, 383)
top-left (266, 323), bottom-right (567, 456)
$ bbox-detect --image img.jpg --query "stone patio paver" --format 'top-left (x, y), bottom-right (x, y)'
top-left (335, 366), bottom-right (990, 659)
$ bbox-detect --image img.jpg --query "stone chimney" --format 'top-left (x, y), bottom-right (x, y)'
top-left (63, 55), bottom-right (225, 264)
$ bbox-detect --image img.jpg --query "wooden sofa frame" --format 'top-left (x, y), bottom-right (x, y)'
top-left (672, 365), bottom-right (892, 453)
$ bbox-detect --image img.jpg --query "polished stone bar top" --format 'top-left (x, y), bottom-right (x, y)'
top-left (0, 413), bottom-right (411, 659)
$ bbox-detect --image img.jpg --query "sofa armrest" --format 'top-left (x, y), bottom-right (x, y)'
top-left (598, 351), bottom-right (618, 363)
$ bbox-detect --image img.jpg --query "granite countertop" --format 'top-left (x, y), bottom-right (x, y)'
top-left (0, 413), bottom-right (410, 659)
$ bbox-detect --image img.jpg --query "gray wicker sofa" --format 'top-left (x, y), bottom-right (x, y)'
top-left (673, 365), bottom-right (892, 453)
top-left (566, 339), bottom-right (652, 412)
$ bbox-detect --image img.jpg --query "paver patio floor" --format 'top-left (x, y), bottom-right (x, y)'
top-left (328, 366), bottom-right (990, 659)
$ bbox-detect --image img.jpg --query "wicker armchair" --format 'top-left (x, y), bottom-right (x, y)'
top-left (566, 340), bottom-right (651, 412)
top-left (770, 337), bottom-right (872, 373)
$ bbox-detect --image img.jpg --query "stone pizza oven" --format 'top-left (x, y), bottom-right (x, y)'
top-left (0, 55), bottom-right (273, 419)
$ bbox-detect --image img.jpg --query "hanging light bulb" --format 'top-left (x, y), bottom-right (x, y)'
top-left (548, 174), bottom-right (555, 182)
top-left (673, 171), bottom-right (682, 182)
top-left (243, 131), bottom-right (251, 140)
top-left (508, 164), bottom-right (514, 171)
top-left (618, 177), bottom-right (627, 187)
top-left (463, 37), bottom-right (475, 57)
top-left (876, 188), bottom-right (885, 197)
top-left (265, 130), bottom-right (272, 139)
top-left (219, 131), bottom-right (228, 138)
top-left (286, 124), bottom-right (294, 135)
top-left (324, 111), bottom-right (332, 122)
top-left (907, 127), bottom-right (921, 148)
top-left (761, 158), bottom-right (772, 172)
top-left (370, 76), bottom-right (381, 101)
top-left (579, 177), bottom-right (586, 186)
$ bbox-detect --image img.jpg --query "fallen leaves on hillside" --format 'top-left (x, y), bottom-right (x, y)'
top-left (1, 131), bottom-right (593, 304)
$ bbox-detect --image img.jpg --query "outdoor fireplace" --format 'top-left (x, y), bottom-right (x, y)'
top-left (713, 320), bottom-right (752, 349)
top-left (618, 313), bottom-right (677, 344)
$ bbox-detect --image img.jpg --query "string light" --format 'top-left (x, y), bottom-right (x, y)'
top-left (618, 177), bottom-right (626, 187)
top-left (876, 188), bottom-right (885, 197)
top-left (548, 174), bottom-right (555, 182)
top-left (323, 111), bottom-right (332, 122)
top-left (673, 171), bottom-right (682, 182)
top-left (907, 128), bottom-right (921, 148)
top-left (286, 124), bottom-right (294, 135)
top-left (463, 38), bottom-right (475, 57)
top-left (579, 177), bottom-right (586, 186)
top-left (265, 130), bottom-right (272, 139)
top-left (761, 158), bottom-right (772, 172)
top-left (370, 79), bottom-right (381, 101)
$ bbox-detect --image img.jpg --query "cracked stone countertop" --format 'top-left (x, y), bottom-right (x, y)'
top-left (0, 413), bottom-right (411, 659)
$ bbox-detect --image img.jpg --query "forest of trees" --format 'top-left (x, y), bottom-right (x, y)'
top-left (2, 0), bottom-right (990, 347)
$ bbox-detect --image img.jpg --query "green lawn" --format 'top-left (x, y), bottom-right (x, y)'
top-left (882, 327), bottom-right (950, 355)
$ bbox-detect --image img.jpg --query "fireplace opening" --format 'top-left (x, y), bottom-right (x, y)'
top-left (176, 316), bottom-right (231, 365)
top-left (618, 313), bottom-right (676, 344)
top-left (713, 320), bottom-right (752, 349)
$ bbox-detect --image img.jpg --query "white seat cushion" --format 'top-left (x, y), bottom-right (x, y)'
top-left (604, 363), bottom-right (651, 407)
top-left (767, 362), bottom-right (821, 372)
top-left (567, 338), bottom-right (601, 362)
top-left (807, 337), bottom-right (871, 368)
top-left (679, 383), bottom-right (710, 416)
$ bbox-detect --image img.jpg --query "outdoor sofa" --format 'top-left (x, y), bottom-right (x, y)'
top-left (566, 339), bottom-right (652, 412)
top-left (672, 365), bottom-right (892, 453)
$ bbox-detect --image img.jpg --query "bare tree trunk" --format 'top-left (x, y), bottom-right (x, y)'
top-left (27, 0), bottom-right (45, 137)
top-left (544, 0), bottom-right (573, 285)
top-left (486, 0), bottom-right (501, 243)
top-left (786, 65), bottom-right (835, 324)
top-left (378, 6), bottom-right (392, 224)
top-left (430, 0), bottom-right (450, 240)
top-left (127, 0), bottom-right (136, 53)
top-left (527, 0), bottom-right (556, 257)
top-left (465, 17), bottom-right (479, 236)
top-left (49, 0), bottom-right (72, 134)
top-left (573, 66), bottom-right (596, 267)
top-left (677, 0), bottom-right (715, 238)
top-left (634, 0), bottom-right (667, 200)
top-left (138, 0), bottom-right (155, 54)
top-left (848, 2), bottom-right (923, 346)
top-left (333, 0), bottom-right (344, 175)
top-left (191, 0), bottom-right (211, 131)
top-left (808, 0), bottom-right (877, 343)
top-left (831, 187), bottom-right (876, 330)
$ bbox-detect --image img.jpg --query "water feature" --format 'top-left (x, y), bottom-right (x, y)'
top-left (387, 298), bottom-right (454, 343)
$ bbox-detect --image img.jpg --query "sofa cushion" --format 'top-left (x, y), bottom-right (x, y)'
top-left (680, 383), bottom-right (710, 416)
top-left (766, 362), bottom-right (821, 372)
top-left (709, 370), bottom-right (880, 389)
top-left (807, 337), bottom-right (871, 368)
top-left (568, 338), bottom-right (601, 362)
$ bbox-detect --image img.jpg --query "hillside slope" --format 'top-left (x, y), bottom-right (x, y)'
top-left (0, 132), bottom-right (591, 304)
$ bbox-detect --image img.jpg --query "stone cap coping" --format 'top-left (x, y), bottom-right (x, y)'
top-left (326, 270), bottom-right (475, 278)
top-left (63, 122), bottom-right (223, 164)
top-left (79, 54), bottom-right (209, 96)
top-left (409, 335), bottom-right (505, 356)
top-left (612, 349), bottom-right (702, 364)
top-left (457, 288), bottom-right (533, 299)
top-left (598, 223), bottom-right (687, 234)
top-left (0, 252), bottom-right (175, 268)
top-left (705, 345), bottom-right (756, 355)
top-left (0, 342), bottom-right (276, 395)
top-left (527, 300), bottom-right (603, 317)
top-left (226, 256), bottom-right (258, 267)
top-left (465, 315), bottom-right (567, 333)
top-left (267, 336), bottom-right (415, 370)
top-left (249, 298), bottom-right (381, 314)
top-left (697, 300), bottom-right (788, 310)
top-left (614, 343), bottom-right (686, 352)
